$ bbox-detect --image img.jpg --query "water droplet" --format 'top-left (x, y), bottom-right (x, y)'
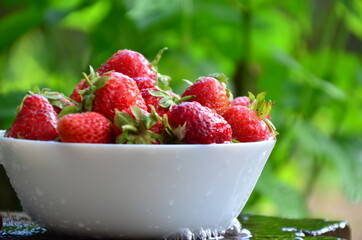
top-left (60, 198), bottom-right (66, 204)
top-left (168, 200), bottom-right (175, 206)
top-left (78, 222), bottom-right (85, 228)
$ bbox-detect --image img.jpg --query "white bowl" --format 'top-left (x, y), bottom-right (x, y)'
top-left (0, 130), bottom-right (275, 239)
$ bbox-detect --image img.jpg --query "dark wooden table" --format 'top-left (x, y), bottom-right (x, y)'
top-left (0, 212), bottom-right (351, 239)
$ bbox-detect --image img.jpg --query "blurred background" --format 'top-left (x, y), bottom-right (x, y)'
top-left (0, 0), bottom-right (361, 238)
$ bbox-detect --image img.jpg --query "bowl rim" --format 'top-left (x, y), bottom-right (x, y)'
top-left (0, 129), bottom-right (276, 148)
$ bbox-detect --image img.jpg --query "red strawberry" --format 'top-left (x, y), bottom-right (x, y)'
top-left (83, 71), bottom-right (147, 121)
top-left (5, 94), bottom-right (58, 140)
top-left (165, 101), bottom-right (232, 144)
top-left (96, 49), bottom-right (157, 80)
top-left (113, 106), bottom-right (163, 144)
top-left (133, 77), bottom-right (157, 91)
top-left (70, 79), bottom-right (89, 103)
top-left (232, 96), bottom-right (250, 107)
top-left (181, 74), bottom-right (232, 115)
top-left (38, 89), bottom-right (76, 114)
top-left (141, 88), bottom-right (181, 116)
top-left (222, 92), bottom-right (277, 142)
top-left (57, 112), bottom-right (112, 143)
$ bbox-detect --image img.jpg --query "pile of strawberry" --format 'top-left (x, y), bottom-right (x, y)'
top-left (5, 49), bottom-right (277, 144)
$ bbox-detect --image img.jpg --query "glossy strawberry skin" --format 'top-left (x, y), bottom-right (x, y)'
top-left (5, 94), bottom-right (58, 141)
top-left (97, 49), bottom-right (157, 80)
top-left (57, 112), bottom-right (112, 143)
top-left (181, 77), bottom-right (231, 115)
top-left (92, 72), bottom-right (147, 121)
top-left (232, 96), bottom-right (250, 107)
top-left (70, 79), bottom-right (88, 103)
top-left (223, 105), bottom-right (274, 142)
top-left (133, 77), bottom-right (156, 91)
top-left (167, 102), bottom-right (232, 144)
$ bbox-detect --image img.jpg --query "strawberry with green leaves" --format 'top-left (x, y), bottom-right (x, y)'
top-left (141, 87), bottom-right (182, 116)
top-left (36, 88), bottom-right (76, 114)
top-left (222, 92), bottom-right (277, 142)
top-left (57, 112), bottom-right (112, 143)
top-left (181, 74), bottom-right (232, 115)
top-left (70, 78), bottom-right (89, 103)
top-left (5, 94), bottom-right (58, 141)
top-left (164, 101), bottom-right (232, 144)
top-left (82, 68), bottom-right (147, 121)
top-left (113, 106), bottom-right (163, 144)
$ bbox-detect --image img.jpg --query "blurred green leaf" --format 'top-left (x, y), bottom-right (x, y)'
top-left (0, 7), bottom-right (44, 52)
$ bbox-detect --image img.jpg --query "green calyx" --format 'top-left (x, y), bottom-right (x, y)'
top-left (149, 87), bottom-right (193, 109)
top-left (248, 92), bottom-right (278, 136)
top-left (114, 106), bottom-right (163, 144)
top-left (81, 66), bottom-right (111, 112)
top-left (162, 114), bottom-right (187, 144)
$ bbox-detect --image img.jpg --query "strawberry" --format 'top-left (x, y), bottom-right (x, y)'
top-left (70, 78), bottom-right (89, 103)
top-left (222, 92), bottom-right (277, 142)
top-left (141, 88), bottom-right (181, 116)
top-left (5, 94), bottom-right (58, 140)
top-left (113, 106), bottom-right (163, 144)
top-left (57, 112), bottom-right (112, 143)
top-left (165, 101), bottom-right (232, 144)
top-left (37, 88), bottom-right (76, 114)
top-left (232, 96), bottom-right (250, 107)
top-left (133, 76), bottom-right (157, 91)
top-left (83, 69), bottom-right (147, 121)
top-left (181, 74), bottom-right (232, 115)
top-left (96, 49), bottom-right (157, 81)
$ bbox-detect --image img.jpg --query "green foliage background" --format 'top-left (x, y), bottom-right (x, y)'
top-left (1, 0), bottom-right (361, 218)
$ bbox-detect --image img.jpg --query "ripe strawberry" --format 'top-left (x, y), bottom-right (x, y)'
top-left (83, 70), bottom-right (147, 121)
top-left (38, 89), bottom-right (76, 114)
top-left (181, 74), bottom-right (232, 115)
top-left (133, 77), bottom-right (157, 91)
top-left (57, 112), bottom-right (112, 143)
top-left (113, 106), bottom-right (163, 144)
top-left (96, 49), bottom-right (157, 81)
top-left (165, 101), bottom-right (232, 144)
top-left (222, 92), bottom-right (277, 142)
top-left (232, 96), bottom-right (250, 107)
top-left (141, 88), bottom-right (181, 116)
top-left (5, 94), bottom-right (58, 140)
top-left (70, 78), bottom-right (89, 103)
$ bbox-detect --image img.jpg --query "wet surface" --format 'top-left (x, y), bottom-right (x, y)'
top-left (0, 212), bottom-right (350, 240)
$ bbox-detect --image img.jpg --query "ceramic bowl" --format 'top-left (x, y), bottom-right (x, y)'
top-left (0, 130), bottom-right (275, 239)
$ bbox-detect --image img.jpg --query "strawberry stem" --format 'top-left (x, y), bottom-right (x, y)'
top-left (151, 47), bottom-right (168, 68)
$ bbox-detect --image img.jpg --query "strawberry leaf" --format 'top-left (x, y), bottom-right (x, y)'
top-left (156, 73), bottom-right (172, 91)
top-left (57, 105), bottom-right (80, 118)
top-left (208, 73), bottom-right (229, 85)
top-left (114, 106), bottom-right (163, 144)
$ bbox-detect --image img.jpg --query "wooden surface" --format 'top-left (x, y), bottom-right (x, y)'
top-left (0, 212), bottom-right (351, 239)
